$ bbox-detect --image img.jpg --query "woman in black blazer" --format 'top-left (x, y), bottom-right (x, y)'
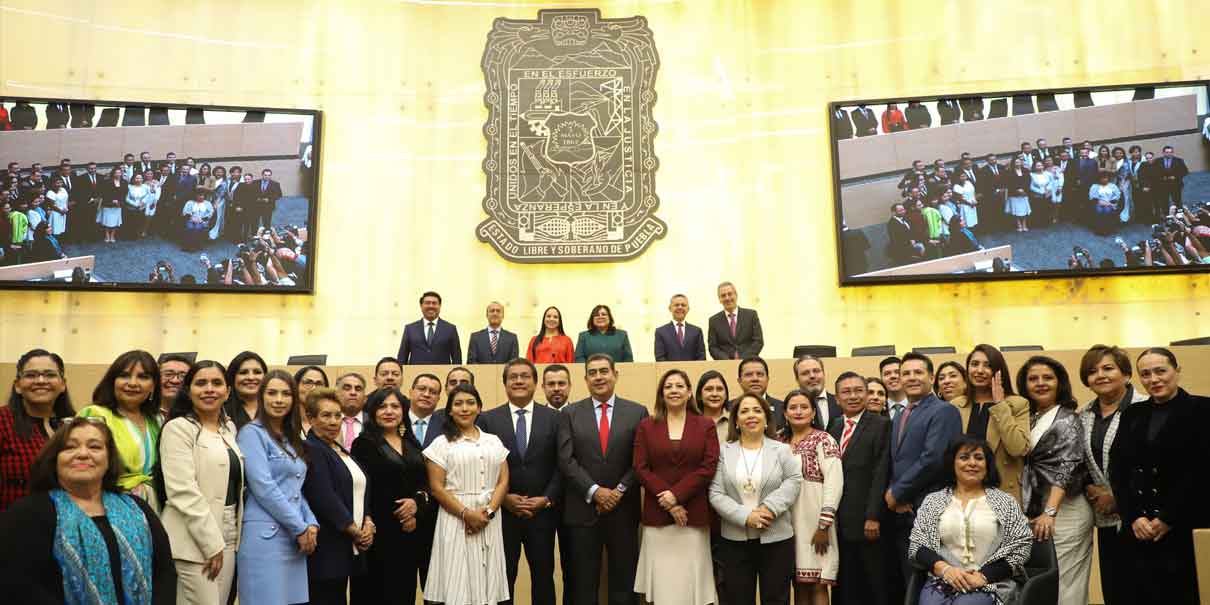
top-left (350, 387), bottom-right (435, 605)
top-left (302, 388), bottom-right (375, 605)
top-left (1110, 348), bottom-right (1210, 605)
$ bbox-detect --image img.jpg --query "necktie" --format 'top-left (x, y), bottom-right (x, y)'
top-left (342, 417), bottom-right (356, 450)
top-left (897, 402), bottom-right (916, 447)
top-left (515, 409), bottom-right (528, 458)
top-left (426, 322), bottom-right (435, 345)
top-left (676, 322), bottom-right (684, 346)
top-left (1165, 158), bottom-right (1171, 169)
top-left (415, 419), bottom-right (427, 444)
top-left (728, 314), bottom-right (738, 359)
top-left (598, 403), bottom-right (610, 455)
top-left (262, 180), bottom-right (268, 192)
top-left (490, 330), bottom-right (499, 355)
top-left (891, 403), bottom-right (903, 423)
top-left (839, 418), bottom-right (857, 456)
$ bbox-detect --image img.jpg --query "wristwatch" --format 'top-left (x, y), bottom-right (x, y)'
top-left (486, 507), bottom-right (497, 519)
top-left (1044, 507), bottom-right (1058, 517)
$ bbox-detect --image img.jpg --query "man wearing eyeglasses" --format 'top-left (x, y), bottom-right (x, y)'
top-left (157, 354), bottom-right (194, 420)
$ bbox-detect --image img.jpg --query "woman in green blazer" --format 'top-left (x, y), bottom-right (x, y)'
top-left (574, 304), bottom-right (634, 363)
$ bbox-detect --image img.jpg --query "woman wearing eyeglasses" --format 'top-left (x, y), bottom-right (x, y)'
top-left (0, 349), bottom-right (75, 512)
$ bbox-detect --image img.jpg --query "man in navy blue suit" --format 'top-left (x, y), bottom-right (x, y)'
top-left (397, 291), bottom-right (462, 365)
top-left (403, 373), bottom-right (444, 593)
top-left (467, 301), bottom-right (520, 364)
top-left (653, 294), bottom-right (706, 361)
top-left (884, 352), bottom-right (962, 600)
top-left (477, 359), bottom-right (562, 605)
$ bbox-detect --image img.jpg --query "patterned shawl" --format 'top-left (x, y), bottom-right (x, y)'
top-left (50, 489), bottom-right (153, 605)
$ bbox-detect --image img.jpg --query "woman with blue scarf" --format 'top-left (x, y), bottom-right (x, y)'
top-left (0, 417), bottom-right (175, 604)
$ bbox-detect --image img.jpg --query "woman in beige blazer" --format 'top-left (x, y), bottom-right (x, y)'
top-left (949, 344), bottom-right (1031, 504)
top-left (160, 360), bottom-right (245, 605)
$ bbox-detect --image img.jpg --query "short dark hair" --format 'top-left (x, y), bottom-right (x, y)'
top-left (542, 364), bottom-right (571, 381)
top-left (584, 353), bottom-right (616, 372)
top-left (1078, 345), bottom-right (1132, 387)
top-left (941, 435), bottom-right (1001, 488)
top-left (878, 356), bottom-right (902, 373)
top-left (1162, 145), bottom-right (1174, 152)
top-left (374, 356), bottom-right (401, 376)
top-left (833, 371), bottom-right (864, 390)
top-left (737, 356), bottom-right (769, 381)
top-left (502, 358), bottom-right (538, 384)
top-left (445, 366), bottom-right (474, 385)
top-left (792, 355), bottom-right (824, 376)
top-left (158, 353), bottom-right (194, 368)
top-left (419, 291), bottom-right (442, 305)
top-left (91, 350), bottom-right (161, 420)
top-left (411, 373), bottom-right (441, 389)
top-left (900, 351), bottom-right (934, 375)
top-left (29, 419), bottom-right (123, 493)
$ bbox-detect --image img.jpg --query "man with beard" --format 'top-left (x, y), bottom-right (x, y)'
top-left (792, 355), bottom-right (842, 432)
top-left (735, 356), bottom-right (784, 432)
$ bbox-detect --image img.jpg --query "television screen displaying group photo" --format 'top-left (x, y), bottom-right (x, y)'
top-left (0, 98), bottom-right (320, 292)
top-left (829, 80), bottom-right (1210, 285)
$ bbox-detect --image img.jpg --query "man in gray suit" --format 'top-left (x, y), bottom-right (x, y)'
top-left (467, 301), bottom-right (520, 364)
top-left (557, 353), bottom-right (649, 605)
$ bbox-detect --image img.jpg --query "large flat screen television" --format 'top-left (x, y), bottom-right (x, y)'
top-left (829, 80), bottom-right (1210, 285)
top-left (0, 98), bottom-right (320, 292)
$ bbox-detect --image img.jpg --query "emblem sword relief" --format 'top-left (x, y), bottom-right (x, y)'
top-left (478, 9), bottom-right (667, 263)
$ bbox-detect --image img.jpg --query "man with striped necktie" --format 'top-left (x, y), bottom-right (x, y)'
top-left (468, 301), bottom-right (520, 364)
top-left (828, 371), bottom-right (892, 605)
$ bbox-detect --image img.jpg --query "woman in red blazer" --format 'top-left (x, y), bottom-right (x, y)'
top-left (633, 369), bottom-right (720, 605)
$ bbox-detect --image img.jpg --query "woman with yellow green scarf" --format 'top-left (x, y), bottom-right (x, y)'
top-left (79, 350), bottom-right (163, 512)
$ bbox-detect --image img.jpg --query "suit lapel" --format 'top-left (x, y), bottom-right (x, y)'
top-left (757, 438), bottom-right (778, 495)
top-left (497, 407), bottom-right (518, 455)
top-left (843, 415), bottom-right (868, 458)
top-left (605, 401), bottom-right (629, 458)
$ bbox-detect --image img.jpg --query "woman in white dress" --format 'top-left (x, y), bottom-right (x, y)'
top-left (951, 171), bottom-right (979, 231)
top-left (424, 383), bottom-right (510, 605)
top-left (124, 173), bottom-right (150, 240)
top-left (209, 166), bottom-right (228, 240)
top-left (1048, 160), bottom-right (1065, 225)
top-left (1004, 157), bottom-right (1032, 232)
top-left (1028, 162), bottom-right (1053, 228)
top-left (1112, 147), bottom-right (1133, 223)
top-left (98, 168), bottom-right (125, 243)
top-left (142, 170), bottom-right (161, 239)
top-left (783, 390), bottom-right (842, 605)
top-left (44, 177), bottom-right (69, 237)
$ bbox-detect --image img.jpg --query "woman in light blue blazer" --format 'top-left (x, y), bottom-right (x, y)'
top-left (709, 392), bottom-right (804, 605)
top-left (237, 370), bottom-right (318, 605)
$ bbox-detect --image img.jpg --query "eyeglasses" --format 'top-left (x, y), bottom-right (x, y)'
top-left (57, 416), bottom-right (107, 428)
top-left (162, 371), bottom-right (187, 381)
top-left (300, 379), bottom-right (326, 387)
top-left (20, 370), bottom-right (62, 381)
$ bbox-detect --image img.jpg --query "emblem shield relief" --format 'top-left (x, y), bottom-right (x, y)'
top-left (478, 9), bottom-right (666, 262)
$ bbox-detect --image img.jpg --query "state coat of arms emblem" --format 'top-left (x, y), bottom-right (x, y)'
top-left (478, 9), bottom-right (666, 263)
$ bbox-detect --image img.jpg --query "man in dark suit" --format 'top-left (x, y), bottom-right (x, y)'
top-left (252, 168), bottom-right (283, 230)
top-left (404, 373), bottom-right (444, 591)
top-left (136, 151), bottom-right (156, 176)
top-left (557, 354), bottom-right (648, 605)
top-left (9, 101), bottom-right (37, 130)
top-left (478, 359), bottom-right (563, 605)
top-left (904, 101), bottom-right (931, 130)
top-left (335, 372), bottom-right (368, 448)
top-left (735, 356), bottom-right (785, 431)
top-left (71, 162), bottom-right (103, 242)
top-left (467, 301), bottom-right (520, 364)
top-left (828, 372), bottom-right (891, 605)
top-left (832, 107), bottom-right (854, 140)
top-left (1137, 150), bottom-right (1159, 223)
top-left (1075, 148), bottom-right (1101, 223)
top-left (169, 166), bottom-right (198, 238)
top-left (936, 99), bottom-right (961, 125)
top-left (793, 355), bottom-right (842, 432)
top-left (159, 152), bottom-right (180, 176)
top-left (897, 160), bottom-right (927, 195)
top-left (954, 157), bottom-right (979, 188)
top-left (886, 202), bottom-right (922, 263)
top-left (654, 294), bottom-right (705, 361)
top-left (959, 97), bottom-right (984, 122)
top-left (851, 105), bottom-right (878, 137)
top-left (1031, 138), bottom-right (1051, 165)
top-left (540, 363), bottom-right (575, 605)
top-left (707, 281), bottom-right (763, 360)
top-left (885, 353), bottom-right (962, 592)
top-left (1155, 145), bottom-right (1189, 211)
top-left (397, 291), bottom-right (462, 365)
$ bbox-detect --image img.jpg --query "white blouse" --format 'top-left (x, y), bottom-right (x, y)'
top-left (938, 495), bottom-right (999, 569)
top-left (336, 448), bottom-right (368, 554)
top-left (734, 445), bottom-right (764, 539)
top-left (1030, 406), bottom-right (1060, 447)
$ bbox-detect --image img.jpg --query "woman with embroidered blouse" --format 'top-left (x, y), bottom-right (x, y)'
top-left (908, 435), bottom-right (1032, 605)
top-left (781, 389), bottom-right (842, 605)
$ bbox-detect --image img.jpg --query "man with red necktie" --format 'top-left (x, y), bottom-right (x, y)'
top-left (557, 354), bottom-right (648, 605)
top-left (707, 281), bottom-right (764, 361)
top-left (653, 293), bottom-right (705, 361)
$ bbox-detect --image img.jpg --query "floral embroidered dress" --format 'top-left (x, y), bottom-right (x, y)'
top-left (788, 429), bottom-right (843, 584)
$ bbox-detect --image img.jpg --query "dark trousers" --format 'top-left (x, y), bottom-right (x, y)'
top-left (710, 527), bottom-right (730, 605)
top-left (1158, 179), bottom-right (1183, 210)
top-left (557, 524), bottom-right (574, 605)
top-left (352, 536), bottom-right (421, 605)
top-left (886, 511), bottom-right (914, 605)
top-left (717, 537), bottom-right (794, 605)
top-left (835, 537), bottom-right (888, 605)
top-left (502, 511), bottom-right (557, 605)
top-left (1096, 526), bottom-right (1124, 605)
top-left (255, 202), bottom-right (274, 230)
top-left (567, 513), bottom-right (639, 605)
top-left (1120, 529), bottom-right (1197, 604)
top-left (308, 576), bottom-right (349, 605)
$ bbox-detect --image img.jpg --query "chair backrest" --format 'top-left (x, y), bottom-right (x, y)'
top-left (96, 107), bottom-right (120, 127)
top-left (1036, 93), bottom-right (1059, 112)
top-left (243, 110), bottom-right (266, 123)
top-left (287, 354), bottom-right (327, 366)
top-left (1074, 90), bottom-right (1095, 107)
top-left (852, 345), bottom-right (895, 357)
top-left (988, 98), bottom-right (1008, 118)
top-left (792, 345), bottom-right (837, 359)
top-left (157, 351), bottom-right (198, 364)
top-left (1171, 336), bottom-right (1210, 346)
top-left (1018, 539), bottom-right (1059, 605)
top-left (148, 107), bottom-right (171, 126)
top-left (912, 346), bottom-right (956, 355)
top-left (1001, 345), bottom-right (1043, 352)
top-left (185, 108), bottom-right (206, 124)
top-left (1133, 87), bottom-right (1156, 101)
top-left (1011, 94), bottom-right (1035, 115)
top-left (121, 106), bottom-right (146, 127)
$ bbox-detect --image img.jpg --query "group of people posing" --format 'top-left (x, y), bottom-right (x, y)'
top-left (0, 338), bottom-right (1203, 605)
top-left (0, 153), bottom-right (284, 263)
top-left (884, 137), bottom-right (1191, 264)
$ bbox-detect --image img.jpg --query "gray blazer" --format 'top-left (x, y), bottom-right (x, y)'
top-left (709, 437), bottom-right (802, 543)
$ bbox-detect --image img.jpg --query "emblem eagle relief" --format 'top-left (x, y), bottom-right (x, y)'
top-left (478, 9), bottom-right (666, 263)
